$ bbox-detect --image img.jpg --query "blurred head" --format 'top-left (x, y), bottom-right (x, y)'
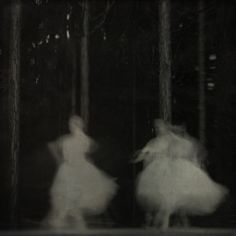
top-left (154, 119), bottom-right (169, 135)
top-left (170, 124), bottom-right (186, 136)
top-left (69, 115), bottom-right (84, 134)
top-left (154, 119), bottom-right (187, 136)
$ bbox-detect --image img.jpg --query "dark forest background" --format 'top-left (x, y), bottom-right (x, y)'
top-left (1, 0), bottom-right (236, 230)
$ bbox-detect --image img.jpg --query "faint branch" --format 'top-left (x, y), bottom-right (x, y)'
top-left (91, 0), bottom-right (116, 34)
top-left (91, 0), bottom-right (115, 21)
top-left (78, 0), bottom-right (83, 8)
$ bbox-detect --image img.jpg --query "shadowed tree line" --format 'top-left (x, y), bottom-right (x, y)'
top-left (0, 0), bottom-right (236, 229)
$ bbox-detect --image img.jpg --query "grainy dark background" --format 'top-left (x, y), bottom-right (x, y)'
top-left (0, 0), bottom-right (236, 229)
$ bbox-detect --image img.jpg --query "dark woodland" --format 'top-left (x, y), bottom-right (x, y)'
top-left (1, 0), bottom-right (236, 232)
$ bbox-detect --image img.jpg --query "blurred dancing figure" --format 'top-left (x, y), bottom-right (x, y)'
top-left (43, 115), bottom-right (118, 229)
top-left (135, 119), bottom-right (228, 230)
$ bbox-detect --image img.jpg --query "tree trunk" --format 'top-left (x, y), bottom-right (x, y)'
top-left (8, 0), bottom-right (21, 226)
top-left (131, 30), bottom-right (137, 226)
top-left (158, 0), bottom-right (172, 122)
top-left (80, 0), bottom-right (90, 130)
top-left (71, 39), bottom-right (77, 115)
top-left (66, 2), bottom-right (77, 116)
top-left (214, 2), bottom-right (236, 186)
top-left (198, 0), bottom-right (206, 144)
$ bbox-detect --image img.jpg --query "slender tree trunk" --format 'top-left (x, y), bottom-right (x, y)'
top-left (62, 2), bottom-right (78, 127)
top-left (8, 0), bottom-right (21, 226)
top-left (131, 33), bottom-right (137, 226)
top-left (158, 0), bottom-right (171, 122)
top-left (80, 0), bottom-right (90, 130)
top-left (214, 2), bottom-right (236, 184)
top-left (198, 0), bottom-right (206, 144)
top-left (70, 38), bottom-right (77, 115)
top-left (66, 2), bottom-right (77, 116)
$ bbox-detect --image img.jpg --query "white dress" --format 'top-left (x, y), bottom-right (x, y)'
top-left (136, 126), bottom-right (228, 228)
top-left (136, 155), bottom-right (227, 215)
top-left (46, 129), bottom-right (118, 228)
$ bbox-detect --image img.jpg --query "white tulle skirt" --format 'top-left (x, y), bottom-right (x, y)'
top-left (50, 159), bottom-right (118, 216)
top-left (136, 156), bottom-right (228, 216)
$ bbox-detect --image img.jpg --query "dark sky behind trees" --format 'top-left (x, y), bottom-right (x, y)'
top-left (1, 0), bottom-right (236, 229)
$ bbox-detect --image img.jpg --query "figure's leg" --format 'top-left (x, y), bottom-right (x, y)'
top-left (145, 212), bottom-right (154, 227)
top-left (153, 209), bottom-right (170, 230)
top-left (46, 208), bottom-right (68, 228)
top-left (72, 211), bottom-right (87, 230)
top-left (179, 212), bottom-right (189, 227)
top-left (161, 211), bottom-right (170, 230)
top-left (153, 211), bottom-right (162, 228)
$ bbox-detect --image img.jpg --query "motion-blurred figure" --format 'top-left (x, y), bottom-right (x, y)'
top-left (135, 119), bottom-right (228, 230)
top-left (43, 115), bottom-right (118, 230)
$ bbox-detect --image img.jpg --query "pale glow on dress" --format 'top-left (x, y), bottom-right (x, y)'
top-left (45, 116), bottom-right (118, 229)
top-left (135, 120), bottom-right (228, 229)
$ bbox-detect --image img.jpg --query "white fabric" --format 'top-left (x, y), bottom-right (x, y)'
top-left (45, 116), bottom-right (117, 228)
top-left (137, 156), bottom-right (227, 215)
top-left (136, 121), bottom-right (228, 227)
